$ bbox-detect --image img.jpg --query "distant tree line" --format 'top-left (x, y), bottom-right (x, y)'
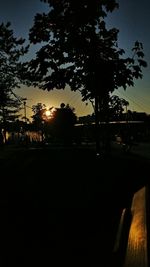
top-left (0, 102), bottom-right (77, 145)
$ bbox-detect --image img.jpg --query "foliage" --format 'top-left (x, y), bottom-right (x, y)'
top-left (28, 0), bottom-right (147, 104)
top-left (0, 22), bottom-right (28, 127)
top-left (32, 102), bottom-right (47, 130)
top-left (108, 95), bottom-right (129, 121)
top-left (98, 94), bottom-right (129, 121)
top-left (50, 103), bottom-right (77, 143)
top-left (31, 102), bottom-right (77, 144)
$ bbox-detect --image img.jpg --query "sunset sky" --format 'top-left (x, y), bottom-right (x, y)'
top-left (0, 0), bottom-right (150, 120)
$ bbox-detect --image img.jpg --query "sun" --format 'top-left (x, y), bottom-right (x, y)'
top-left (45, 110), bottom-right (51, 117)
top-left (44, 107), bottom-right (55, 119)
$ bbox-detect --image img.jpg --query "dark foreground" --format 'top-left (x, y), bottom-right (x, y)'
top-left (0, 144), bottom-right (149, 266)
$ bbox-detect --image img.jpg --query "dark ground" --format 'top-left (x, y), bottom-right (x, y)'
top-left (0, 144), bottom-right (149, 266)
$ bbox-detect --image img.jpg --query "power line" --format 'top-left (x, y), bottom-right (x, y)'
top-left (116, 91), bottom-right (149, 113)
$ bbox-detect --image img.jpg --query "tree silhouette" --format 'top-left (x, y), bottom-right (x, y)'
top-left (28, 0), bottom-right (147, 152)
top-left (32, 102), bottom-right (47, 142)
top-left (0, 22), bottom-right (28, 142)
top-left (32, 103), bottom-right (46, 127)
top-left (50, 103), bottom-right (77, 144)
top-left (106, 95), bottom-right (129, 122)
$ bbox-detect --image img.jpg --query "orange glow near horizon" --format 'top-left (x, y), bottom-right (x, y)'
top-left (15, 85), bottom-right (93, 121)
top-left (44, 107), bottom-right (56, 120)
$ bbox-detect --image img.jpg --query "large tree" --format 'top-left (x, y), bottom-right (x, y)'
top-left (0, 22), bottom-right (28, 141)
top-left (28, 0), bottom-right (147, 152)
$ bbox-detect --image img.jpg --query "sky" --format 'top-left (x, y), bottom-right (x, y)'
top-left (0, 0), bottom-right (150, 120)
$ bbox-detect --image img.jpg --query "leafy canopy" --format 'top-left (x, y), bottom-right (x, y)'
top-left (28, 0), bottom-right (147, 102)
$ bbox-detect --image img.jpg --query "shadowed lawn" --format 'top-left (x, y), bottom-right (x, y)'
top-left (0, 145), bottom-right (148, 266)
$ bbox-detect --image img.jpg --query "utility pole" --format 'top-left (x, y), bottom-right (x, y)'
top-left (22, 98), bottom-right (27, 123)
